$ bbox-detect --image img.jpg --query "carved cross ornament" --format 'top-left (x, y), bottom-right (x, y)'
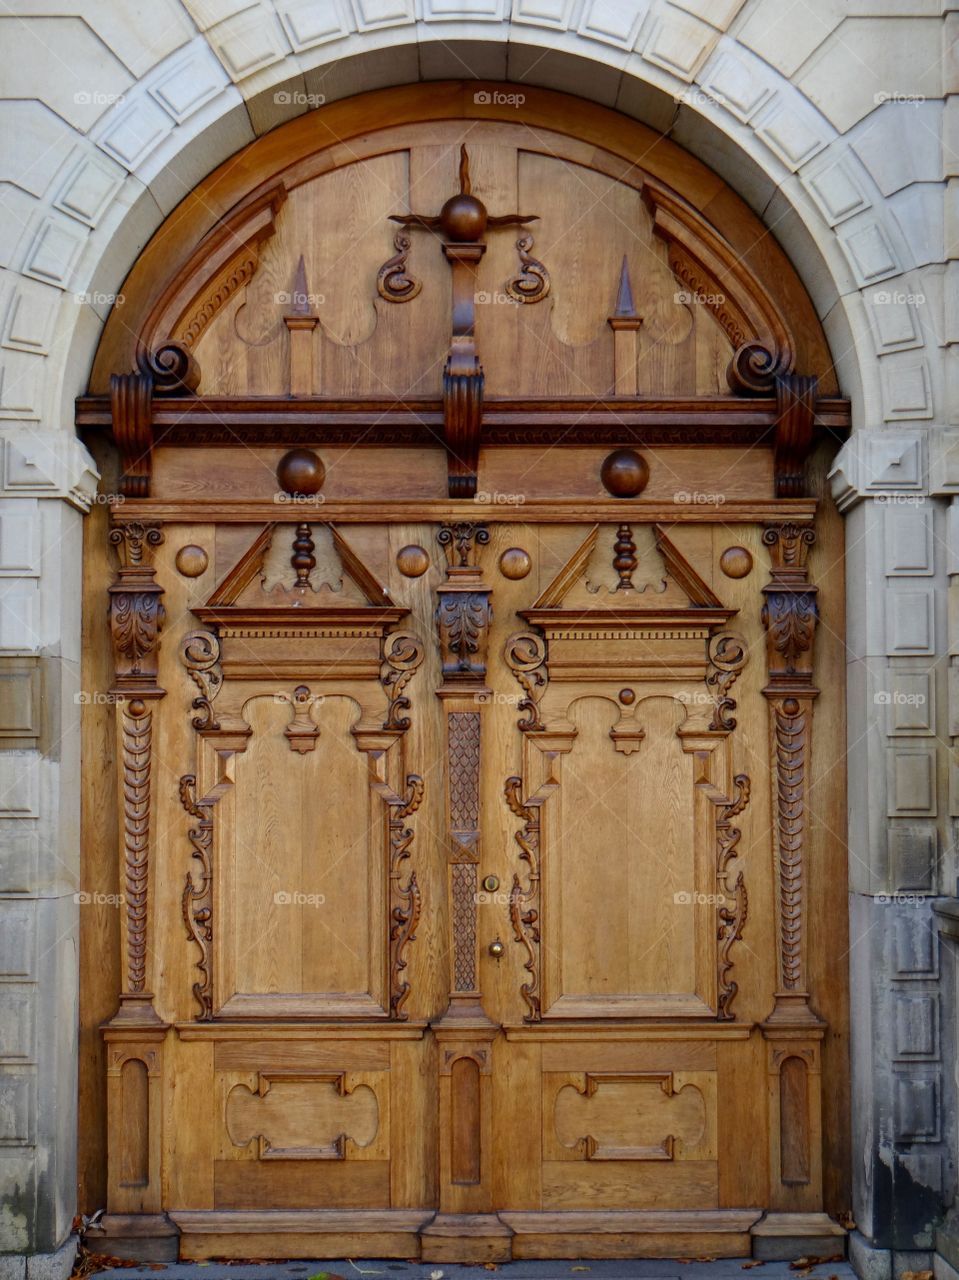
top-left (377, 146), bottom-right (550, 498)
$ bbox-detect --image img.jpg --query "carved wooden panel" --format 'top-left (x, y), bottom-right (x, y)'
top-left (226, 1072), bottom-right (384, 1161)
top-left (548, 1072), bottom-right (714, 1162)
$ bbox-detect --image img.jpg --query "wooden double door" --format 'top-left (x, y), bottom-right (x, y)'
top-left (78, 87), bottom-right (849, 1262)
top-left (89, 497), bottom-right (847, 1262)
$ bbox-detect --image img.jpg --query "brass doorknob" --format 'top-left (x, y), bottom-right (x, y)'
top-left (488, 938), bottom-right (505, 959)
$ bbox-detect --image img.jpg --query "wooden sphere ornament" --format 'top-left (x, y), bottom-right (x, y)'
top-left (396, 545), bottom-right (430, 577)
top-left (277, 448), bottom-right (325, 496)
top-left (175, 544), bottom-right (208, 578)
top-left (440, 193), bottom-right (488, 242)
top-left (720, 546), bottom-right (754, 579)
top-left (499, 547), bottom-right (531, 580)
top-left (600, 448), bottom-right (649, 498)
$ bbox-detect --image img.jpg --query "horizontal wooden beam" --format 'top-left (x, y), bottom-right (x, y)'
top-left (111, 498), bottom-right (818, 524)
top-left (76, 393), bottom-right (851, 447)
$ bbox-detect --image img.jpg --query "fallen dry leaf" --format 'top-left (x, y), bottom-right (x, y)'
top-left (741, 1264), bottom-right (765, 1270)
top-left (900, 1272), bottom-right (933, 1280)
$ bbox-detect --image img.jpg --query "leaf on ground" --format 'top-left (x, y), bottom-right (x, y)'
top-left (900, 1272), bottom-right (933, 1280)
top-left (146, 1266), bottom-right (167, 1271)
top-left (571, 1269), bottom-right (592, 1273)
top-left (741, 1263), bottom-right (765, 1270)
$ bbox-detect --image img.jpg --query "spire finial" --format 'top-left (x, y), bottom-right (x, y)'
top-left (614, 255), bottom-right (637, 318)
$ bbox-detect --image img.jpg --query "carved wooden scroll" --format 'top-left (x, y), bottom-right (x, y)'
top-left (716, 774), bottom-right (750, 1020)
top-left (389, 774), bottom-right (424, 1019)
top-left (505, 776), bottom-right (541, 1020)
top-left (760, 522), bottom-right (821, 1029)
top-left (108, 522), bottom-right (166, 1025)
top-left (110, 343), bottom-right (199, 496)
top-left (179, 775), bottom-right (214, 1020)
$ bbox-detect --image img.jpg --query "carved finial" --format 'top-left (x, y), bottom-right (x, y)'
top-left (459, 144), bottom-right (471, 196)
top-left (290, 254), bottom-right (310, 316)
top-left (614, 256), bottom-right (637, 318)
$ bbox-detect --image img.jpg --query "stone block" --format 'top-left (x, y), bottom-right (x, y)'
top-left (851, 101), bottom-right (944, 196)
top-left (24, 1235), bottom-right (77, 1280)
top-left (796, 17), bottom-right (942, 134)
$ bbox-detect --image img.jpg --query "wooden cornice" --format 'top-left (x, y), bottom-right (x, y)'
top-left (77, 393), bottom-right (851, 447)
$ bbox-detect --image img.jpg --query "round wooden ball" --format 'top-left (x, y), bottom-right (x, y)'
top-left (720, 546), bottom-right (754, 579)
top-left (600, 448), bottom-right (649, 498)
top-left (277, 448), bottom-right (325, 496)
top-left (396, 545), bottom-right (430, 577)
top-left (499, 548), bottom-right (531, 580)
top-left (175, 544), bottom-right (208, 578)
top-left (440, 193), bottom-right (488, 242)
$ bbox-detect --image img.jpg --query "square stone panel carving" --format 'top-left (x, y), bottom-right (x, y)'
top-left (894, 1072), bottom-right (940, 1142)
top-left (884, 670), bottom-right (934, 736)
top-left (885, 590), bottom-right (935, 656)
top-left (893, 993), bottom-right (939, 1061)
top-left (888, 824), bottom-right (937, 892)
top-left (883, 504), bottom-right (933, 576)
top-left (886, 747), bottom-right (936, 817)
top-left (893, 910), bottom-right (937, 979)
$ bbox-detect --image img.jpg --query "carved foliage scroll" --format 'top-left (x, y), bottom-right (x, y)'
top-left (179, 774), bottom-right (214, 1020)
top-left (505, 776), bottom-right (541, 1021)
top-left (716, 774), bottom-right (750, 1020)
top-left (389, 774), bottom-right (424, 1019)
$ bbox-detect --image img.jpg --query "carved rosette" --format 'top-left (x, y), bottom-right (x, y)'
top-left (389, 774), bottom-right (424, 1019)
top-left (715, 774), bottom-right (750, 1019)
top-left (179, 774), bottom-right (214, 1020)
top-left (505, 776), bottom-right (541, 1021)
top-left (760, 522), bottom-right (821, 1028)
top-left (505, 631), bottom-right (548, 731)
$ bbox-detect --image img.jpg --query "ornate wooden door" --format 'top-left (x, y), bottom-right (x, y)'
top-left (78, 87), bottom-right (850, 1264)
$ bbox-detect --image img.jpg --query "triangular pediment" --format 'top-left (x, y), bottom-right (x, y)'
top-left (527, 523), bottom-right (728, 619)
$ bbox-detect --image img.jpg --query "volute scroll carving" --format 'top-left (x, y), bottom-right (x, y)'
top-left (716, 773), bottom-right (751, 1020)
top-left (505, 631), bottom-right (549, 731)
top-left (389, 773), bottom-right (425, 1020)
top-left (180, 629), bottom-right (222, 731)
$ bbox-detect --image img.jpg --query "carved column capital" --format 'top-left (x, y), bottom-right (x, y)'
top-left (108, 521), bottom-right (166, 698)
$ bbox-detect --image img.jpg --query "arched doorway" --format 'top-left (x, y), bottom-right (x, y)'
top-left (78, 83), bottom-right (850, 1264)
